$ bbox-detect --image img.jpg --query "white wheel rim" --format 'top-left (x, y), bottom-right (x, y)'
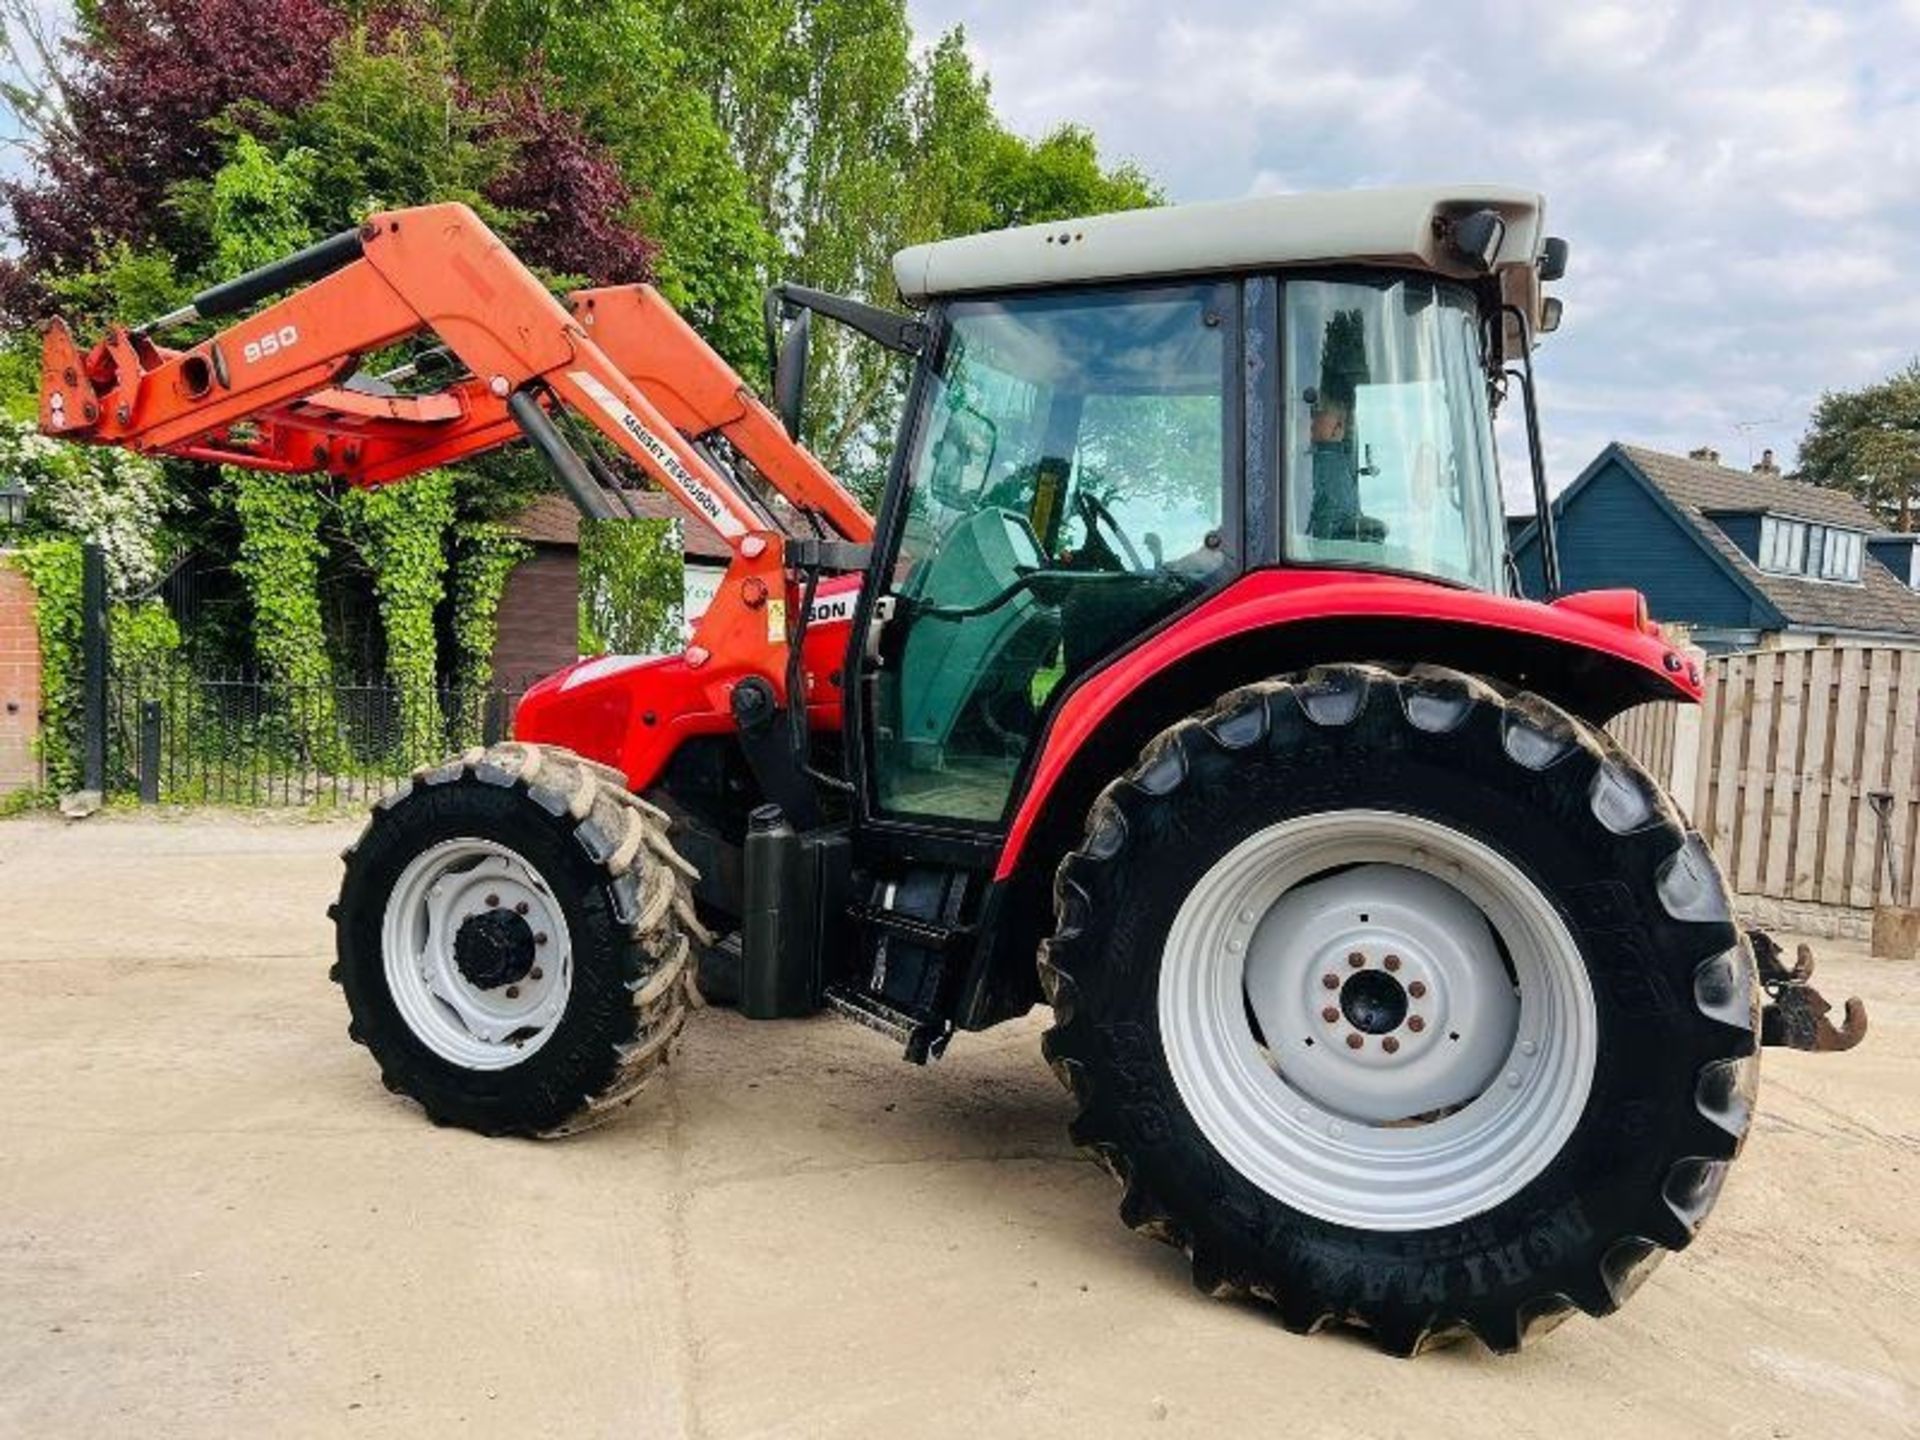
top-left (1158, 809), bottom-right (1597, 1230)
top-left (381, 838), bottom-right (574, 1070)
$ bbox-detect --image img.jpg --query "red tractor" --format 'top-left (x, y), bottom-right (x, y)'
top-left (39, 186), bottom-right (1853, 1352)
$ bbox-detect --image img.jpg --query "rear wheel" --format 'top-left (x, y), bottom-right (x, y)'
top-left (333, 742), bottom-right (700, 1137)
top-left (1041, 664), bottom-right (1759, 1353)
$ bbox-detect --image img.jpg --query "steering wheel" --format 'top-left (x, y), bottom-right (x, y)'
top-left (1076, 490), bottom-right (1144, 571)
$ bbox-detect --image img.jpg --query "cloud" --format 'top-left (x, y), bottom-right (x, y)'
top-left (909, 0), bottom-right (1920, 501)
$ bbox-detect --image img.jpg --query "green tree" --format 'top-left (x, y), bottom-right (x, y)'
top-left (578, 516), bottom-right (684, 655)
top-left (228, 470), bottom-right (347, 765)
top-left (664, 10), bottom-right (1158, 479)
top-left (340, 472), bottom-right (458, 756)
top-left (903, 35), bottom-right (1160, 242)
top-left (264, 23), bottom-right (504, 233)
top-left (434, 0), bottom-right (777, 373)
top-left (1799, 360), bottom-right (1920, 532)
top-left (41, 242), bottom-right (189, 335)
top-left (204, 134), bottom-right (322, 273)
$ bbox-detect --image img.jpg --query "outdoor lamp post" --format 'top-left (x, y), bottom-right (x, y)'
top-left (0, 477), bottom-right (26, 530)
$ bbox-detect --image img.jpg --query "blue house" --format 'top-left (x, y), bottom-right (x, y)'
top-left (1511, 443), bottom-right (1920, 652)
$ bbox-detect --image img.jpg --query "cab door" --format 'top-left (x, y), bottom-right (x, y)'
top-left (860, 281), bottom-right (1240, 830)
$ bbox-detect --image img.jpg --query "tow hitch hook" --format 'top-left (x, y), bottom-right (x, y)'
top-left (1748, 929), bottom-right (1869, 1054)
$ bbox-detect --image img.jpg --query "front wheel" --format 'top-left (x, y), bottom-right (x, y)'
top-left (1040, 664), bottom-right (1759, 1354)
top-left (333, 742), bottom-right (700, 1137)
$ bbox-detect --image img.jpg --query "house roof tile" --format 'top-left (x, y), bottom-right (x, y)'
top-left (1616, 446), bottom-right (1920, 638)
top-left (1618, 446), bottom-right (1880, 528)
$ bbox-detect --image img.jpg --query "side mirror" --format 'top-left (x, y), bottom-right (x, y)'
top-left (773, 306), bottom-right (812, 439)
top-left (1538, 237), bottom-right (1570, 282)
top-left (1539, 296), bottom-right (1565, 334)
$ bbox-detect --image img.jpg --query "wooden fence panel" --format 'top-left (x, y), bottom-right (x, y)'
top-left (1821, 647), bottom-right (1867, 905)
top-left (1606, 701), bottom-right (1675, 785)
top-left (1668, 641), bottom-right (1920, 911)
top-left (1709, 652), bottom-right (1749, 861)
top-left (1886, 650), bottom-right (1920, 908)
top-left (1790, 645), bottom-right (1835, 901)
top-left (1848, 651), bottom-right (1895, 908)
top-left (1735, 650), bottom-right (1776, 893)
top-left (1582, 642), bottom-right (1918, 909)
top-left (1762, 648), bottom-right (1804, 897)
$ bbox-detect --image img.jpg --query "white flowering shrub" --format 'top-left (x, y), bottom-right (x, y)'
top-left (0, 418), bottom-right (175, 593)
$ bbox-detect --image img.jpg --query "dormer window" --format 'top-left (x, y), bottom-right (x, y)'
top-left (1758, 515), bottom-right (1862, 582)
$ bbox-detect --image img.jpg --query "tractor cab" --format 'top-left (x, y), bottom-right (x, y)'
top-left (723, 186), bottom-right (1584, 1050)
top-left (865, 262), bottom-right (1529, 827)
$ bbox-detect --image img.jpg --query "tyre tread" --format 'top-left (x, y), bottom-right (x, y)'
top-left (1040, 662), bottom-right (1758, 1355)
top-left (336, 741), bottom-right (702, 1138)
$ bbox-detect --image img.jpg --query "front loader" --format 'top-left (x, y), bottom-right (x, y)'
top-left (38, 185), bottom-right (1865, 1354)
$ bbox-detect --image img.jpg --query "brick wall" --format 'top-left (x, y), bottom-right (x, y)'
top-left (0, 556), bottom-right (42, 794)
top-left (491, 546), bottom-right (580, 688)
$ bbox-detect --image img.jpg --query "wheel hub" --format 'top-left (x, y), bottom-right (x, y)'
top-left (454, 908), bottom-right (537, 990)
top-left (1241, 863), bottom-right (1519, 1123)
top-left (1158, 811), bottom-right (1597, 1230)
top-left (1340, 968), bottom-right (1407, 1035)
top-left (380, 838), bottom-right (574, 1070)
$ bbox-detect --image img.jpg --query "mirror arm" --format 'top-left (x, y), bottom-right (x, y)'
top-left (769, 282), bottom-right (928, 356)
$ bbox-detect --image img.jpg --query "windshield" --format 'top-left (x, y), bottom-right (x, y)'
top-left (1284, 276), bottom-right (1503, 589)
top-left (872, 282), bottom-right (1232, 822)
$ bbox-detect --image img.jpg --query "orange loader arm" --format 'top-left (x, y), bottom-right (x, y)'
top-left (37, 203), bottom-right (873, 704)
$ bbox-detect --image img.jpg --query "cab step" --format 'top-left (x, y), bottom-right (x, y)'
top-left (822, 984), bottom-right (951, 1064)
top-left (846, 900), bottom-right (972, 954)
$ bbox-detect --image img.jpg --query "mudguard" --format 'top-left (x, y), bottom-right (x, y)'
top-left (994, 570), bottom-right (1699, 880)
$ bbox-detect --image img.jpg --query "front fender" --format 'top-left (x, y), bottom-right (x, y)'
top-left (995, 570), bottom-right (1696, 881)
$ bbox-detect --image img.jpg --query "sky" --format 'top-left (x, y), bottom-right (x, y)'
top-left (906, 0), bottom-right (1920, 505)
top-left (4, 2), bottom-right (1914, 507)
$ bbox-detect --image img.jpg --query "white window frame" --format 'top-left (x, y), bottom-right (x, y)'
top-left (1756, 513), bottom-right (1863, 583)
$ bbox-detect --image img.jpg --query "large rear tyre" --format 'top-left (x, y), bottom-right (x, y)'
top-left (333, 742), bottom-right (700, 1137)
top-left (1041, 664), bottom-right (1759, 1354)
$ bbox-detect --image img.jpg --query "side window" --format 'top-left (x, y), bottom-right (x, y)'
top-left (872, 284), bottom-right (1234, 825)
top-left (1283, 277), bottom-right (1504, 591)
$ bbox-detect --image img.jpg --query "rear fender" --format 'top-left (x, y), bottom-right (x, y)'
top-left (997, 572), bottom-right (1695, 883)
top-left (956, 572), bottom-right (1697, 1030)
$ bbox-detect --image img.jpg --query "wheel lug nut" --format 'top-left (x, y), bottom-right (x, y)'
top-left (1384, 954), bottom-right (1401, 972)
top-left (1347, 952), bottom-right (1365, 968)
top-left (531, 967), bottom-right (544, 981)
top-left (1407, 981), bottom-right (1427, 999)
top-left (1321, 1006), bottom-right (1340, 1023)
top-left (515, 901), bottom-right (529, 915)
top-left (1408, 1015), bottom-right (1426, 1033)
top-left (485, 893), bottom-right (500, 908)
top-left (505, 985), bottom-right (520, 999)
top-left (1382, 1036), bottom-right (1400, 1054)
top-left (535, 933), bottom-right (548, 946)
top-left (1345, 1033), bottom-right (1363, 1050)
top-left (1322, 973), bottom-right (1340, 990)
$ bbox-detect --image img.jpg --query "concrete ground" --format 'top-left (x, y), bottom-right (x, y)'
top-left (0, 812), bottom-right (1914, 1440)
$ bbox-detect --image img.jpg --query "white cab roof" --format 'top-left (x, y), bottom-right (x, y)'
top-left (893, 183), bottom-right (1550, 325)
